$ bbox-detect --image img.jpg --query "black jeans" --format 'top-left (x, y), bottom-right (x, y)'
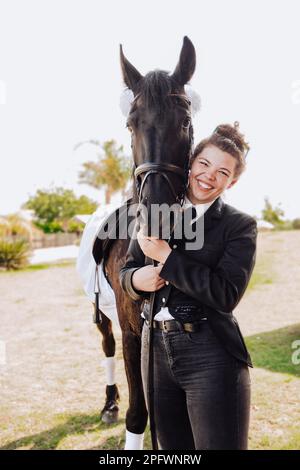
top-left (141, 319), bottom-right (251, 450)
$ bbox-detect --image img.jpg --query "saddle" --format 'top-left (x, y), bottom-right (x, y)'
top-left (92, 197), bottom-right (135, 271)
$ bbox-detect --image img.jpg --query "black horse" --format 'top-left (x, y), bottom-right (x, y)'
top-left (94, 36), bottom-right (196, 449)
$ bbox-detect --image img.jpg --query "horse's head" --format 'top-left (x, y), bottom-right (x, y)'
top-left (120, 36), bottom-right (197, 237)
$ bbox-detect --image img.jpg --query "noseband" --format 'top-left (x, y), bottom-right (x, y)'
top-left (134, 161), bottom-right (187, 206)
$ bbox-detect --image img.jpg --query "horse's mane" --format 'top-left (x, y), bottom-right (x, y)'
top-left (135, 70), bottom-right (178, 115)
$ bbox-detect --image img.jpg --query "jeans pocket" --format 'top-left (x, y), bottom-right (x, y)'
top-left (237, 361), bottom-right (251, 387)
top-left (186, 322), bottom-right (219, 345)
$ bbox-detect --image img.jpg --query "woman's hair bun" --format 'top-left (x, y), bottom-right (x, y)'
top-left (192, 121), bottom-right (250, 178)
top-left (213, 122), bottom-right (249, 154)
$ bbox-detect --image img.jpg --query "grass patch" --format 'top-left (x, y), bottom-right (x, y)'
top-left (0, 412), bottom-right (124, 450)
top-left (99, 426), bottom-right (152, 450)
top-left (0, 260), bottom-right (75, 274)
top-left (254, 431), bottom-right (300, 450)
top-left (245, 323), bottom-right (300, 377)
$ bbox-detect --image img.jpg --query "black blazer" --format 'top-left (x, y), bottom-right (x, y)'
top-left (119, 196), bottom-right (257, 367)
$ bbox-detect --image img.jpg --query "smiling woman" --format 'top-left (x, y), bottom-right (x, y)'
top-left (119, 121), bottom-right (257, 450)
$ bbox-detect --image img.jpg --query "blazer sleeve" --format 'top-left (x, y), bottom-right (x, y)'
top-left (159, 216), bottom-right (257, 313)
top-left (119, 231), bottom-right (151, 302)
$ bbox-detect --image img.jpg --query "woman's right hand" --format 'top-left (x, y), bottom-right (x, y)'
top-left (132, 264), bottom-right (166, 292)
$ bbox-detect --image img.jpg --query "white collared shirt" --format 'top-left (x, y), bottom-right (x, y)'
top-left (184, 195), bottom-right (216, 224)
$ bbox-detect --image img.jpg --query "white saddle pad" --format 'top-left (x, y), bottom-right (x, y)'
top-left (76, 206), bottom-right (120, 328)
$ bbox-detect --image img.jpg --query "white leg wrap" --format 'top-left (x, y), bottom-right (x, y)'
top-left (124, 430), bottom-right (144, 450)
top-left (101, 356), bottom-right (116, 386)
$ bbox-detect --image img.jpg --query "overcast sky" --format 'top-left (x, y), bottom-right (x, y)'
top-left (0, 0), bottom-right (300, 218)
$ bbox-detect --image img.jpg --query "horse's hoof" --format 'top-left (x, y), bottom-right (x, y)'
top-left (101, 407), bottom-right (119, 424)
top-left (100, 384), bottom-right (120, 424)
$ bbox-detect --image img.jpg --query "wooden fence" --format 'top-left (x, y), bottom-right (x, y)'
top-left (31, 233), bottom-right (81, 249)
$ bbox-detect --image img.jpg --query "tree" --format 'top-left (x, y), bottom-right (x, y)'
top-left (261, 197), bottom-right (285, 227)
top-left (77, 139), bottom-right (132, 204)
top-left (24, 188), bottom-right (97, 232)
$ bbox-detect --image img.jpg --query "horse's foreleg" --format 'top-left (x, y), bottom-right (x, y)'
top-left (96, 311), bottom-right (120, 424)
top-left (122, 328), bottom-right (148, 450)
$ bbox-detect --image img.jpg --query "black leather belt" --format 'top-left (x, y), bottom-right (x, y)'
top-left (144, 318), bottom-right (207, 332)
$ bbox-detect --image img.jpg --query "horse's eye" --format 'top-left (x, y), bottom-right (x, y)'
top-left (182, 117), bottom-right (191, 129)
top-left (126, 123), bottom-right (133, 133)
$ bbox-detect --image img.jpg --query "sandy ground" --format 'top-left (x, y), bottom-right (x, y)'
top-left (236, 230), bottom-right (300, 335)
top-left (0, 230), bottom-right (299, 449)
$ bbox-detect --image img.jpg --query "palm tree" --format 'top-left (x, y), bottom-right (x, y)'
top-left (76, 139), bottom-right (132, 204)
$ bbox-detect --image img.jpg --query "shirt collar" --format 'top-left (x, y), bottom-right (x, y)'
top-left (184, 195), bottom-right (217, 221)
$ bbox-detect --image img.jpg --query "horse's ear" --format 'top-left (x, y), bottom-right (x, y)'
top-left (172, 36), bottom-right (196, 86)
top-left (120, 44), bottom-right (143, 93)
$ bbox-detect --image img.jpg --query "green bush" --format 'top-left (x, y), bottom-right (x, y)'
top-left (292, 218), bottom-right (300, 230)
top-left (34, 220), bottom-right (63, 233)
top-left (0, 238), bottom-right (31, 270)
top-left (67, 220), bottom-right (84, 233)
top-left (275, 220), bottom-right (293, 231)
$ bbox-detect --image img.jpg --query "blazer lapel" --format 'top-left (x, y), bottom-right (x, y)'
top-left (199, 196), bottom-right (225, 233)
top-left (170, 197), bottom-right (225, 244)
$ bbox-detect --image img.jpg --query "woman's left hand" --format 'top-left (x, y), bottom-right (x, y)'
top-left (137, 230), bottom-right (172, 264)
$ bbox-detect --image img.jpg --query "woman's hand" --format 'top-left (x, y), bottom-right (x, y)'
top-left (132, 264), bottom-right (166, 292)
top-left (137, 230), bottom-right (172, 264)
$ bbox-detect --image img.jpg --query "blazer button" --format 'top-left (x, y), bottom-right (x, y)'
top-left (173, 244), bottom-right (177, 249)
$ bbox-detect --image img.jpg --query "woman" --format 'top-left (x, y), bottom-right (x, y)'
top-left (119, 122), bottom-right (257, 450)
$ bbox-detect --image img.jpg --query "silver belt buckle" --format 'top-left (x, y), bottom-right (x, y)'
top-left (162, 320), bottom-right (169, 332)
